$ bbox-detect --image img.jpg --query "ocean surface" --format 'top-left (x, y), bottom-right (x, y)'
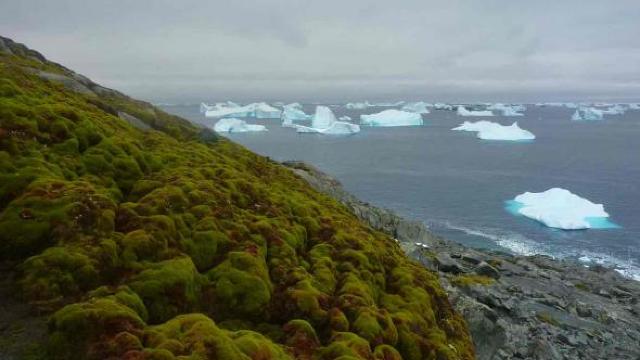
top-left (161, 104), bottom-right (640, 280)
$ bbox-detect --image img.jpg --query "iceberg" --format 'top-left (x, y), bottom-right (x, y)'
top-left (600, 104), bottom-right (626, 115)
top-left (401, 101), bottom-right (431, 114)
top-left (213, 118), bottom-right (267, 133)
top-left (281, 104), bottom-right (311, 127)
top-left (295, 106), bottom-right (360, 134)
top-left (487, 103), bottom-right (525, 116)
top-left (360, 109), bottom-right (423, 127)
top-left (457, 106), bottom-right (493, 117)
top-left (202, 102), bottom-right (282, 119)
top-left (433, 103), bottom-right (454, 110)
top-left (571, 107), bottom-right (604, 121)
top-left (369, 101), bottom-right (405, 107)
top-left (339, 115), bottom-right (352, 121)
top-left (345, 102), bottom-right (369, 110)
top-left (507, 188), bottom-right (615, 230)
top-left (252, 102), bottom-right (282, 119)
top-left (452, 121), bottom-right (535, 141)
top-left (629, 103), bottom-right (640, 110)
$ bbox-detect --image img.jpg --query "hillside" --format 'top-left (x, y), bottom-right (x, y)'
top-left (0, 36), bottom-right (473, 359)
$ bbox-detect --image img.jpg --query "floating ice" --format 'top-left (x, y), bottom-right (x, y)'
top-left (452, 121), bottom-right (535, 141)
top-left (345, 102), bottom-right (369, 110)
top-left (339, 115), bottom-right (352, 121)
top-left (571, 107), bottom-right (604, 121)
top-left (369, 101), bottom-right (405, 107)
top-left (433, 103), bottom-right (454, 110)
top-left (487, 103), bottom-right (525, 116)
top-left (360, 109), bottom-right (423, 127)
top-left (457, 106), bottom-right (494, 117)
top-left (507, 188), bottom-right (616, 230)
top-left (203, 102), bottom-right (282, 119)
top-left (629, 103), bottom-right (640, 110)
top-left (281, 104), bottom-right (311, 127)
top-left (295, 106), bottom-right (360, 134)
top-left (600, 104), bottom-right (626, 115)
top-left (213, 118), bottom-right (267, 133)
top-left (401, 101), bottom-right (431, 114)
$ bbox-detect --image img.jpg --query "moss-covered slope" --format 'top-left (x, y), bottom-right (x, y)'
top-left (0, 36), bottom-right (474, 360)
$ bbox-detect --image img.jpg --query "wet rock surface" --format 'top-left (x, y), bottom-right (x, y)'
top-left (287, 161), bottom-right (640, 360)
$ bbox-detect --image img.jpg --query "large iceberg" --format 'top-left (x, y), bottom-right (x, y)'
top-left (487, 103), bottom-right (525, 116)
top-left (401, 101), bottom-right (431, 114)
top-left (360, 109), bottom-right (423, 127)
top-left (203, 102), bottom-right (282, 119)
top-left (295, 106), bottom-right (360, 134)
top-left (507, 188), bottom-right (614, 230)
top-left (452, 121), bottom-right (535, 141)
top-left (281, 103), bottom-right (311, 127)
top-left (571, 107), bottom-right (604, 121)
top-left (213, 118), bottom-right (267, 133)
top-left (457, 106), bottom-right (494, 117)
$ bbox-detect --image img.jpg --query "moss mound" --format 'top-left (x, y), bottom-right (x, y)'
top-left (0, 37), bottom-right (474, 359)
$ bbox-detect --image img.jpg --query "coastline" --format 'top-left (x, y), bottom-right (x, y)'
top-left (284, 160), bottom-right (640, 360)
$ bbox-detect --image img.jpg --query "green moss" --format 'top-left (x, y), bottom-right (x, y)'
top-left (0, 45), bottom-right (474, 360)
top-left (20, 246), bottom-right (99, 303)
top-left (128, 257), bottom-right (204, 323)
top-left (207, 251), bottom-right (272, 319)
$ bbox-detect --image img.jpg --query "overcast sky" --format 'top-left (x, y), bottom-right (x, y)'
top-left (2, 0), bottom-right (640, 103)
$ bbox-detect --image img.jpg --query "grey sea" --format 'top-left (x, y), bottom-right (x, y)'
top-left (161, 103), bottom-right (640, 280)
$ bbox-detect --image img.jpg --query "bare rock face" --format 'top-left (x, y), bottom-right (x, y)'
top-left (287, 161), bottom-right (640, 360)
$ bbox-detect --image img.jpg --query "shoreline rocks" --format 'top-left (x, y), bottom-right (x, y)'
top-left (284, 161), bottom-right (640, 360)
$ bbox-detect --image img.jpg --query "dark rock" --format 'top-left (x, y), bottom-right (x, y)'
top-left (528, 338), bottom-right (562, 360)
top-left (462, 253), bottom-right (483, 265)
top-left (435, 254), bottom-right (463, 274)
top-left (475, 261), bottom-right (500, 279)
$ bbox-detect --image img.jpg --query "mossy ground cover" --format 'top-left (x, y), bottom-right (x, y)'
top-left (0, 44), bottom-right (474, 359)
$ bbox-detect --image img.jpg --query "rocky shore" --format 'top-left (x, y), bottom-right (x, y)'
top-left (284, 161), bottom-right (640, 360)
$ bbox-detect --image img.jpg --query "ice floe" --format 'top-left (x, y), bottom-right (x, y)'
top-left (507, 188), bottom-right (615, 230)
top-left (213, 118), bottom-right (267, 133)
top-left (281, 104), bottom-right (311, 127)
top-left (457, 106), bottom-right (494, 117)
top-left (202, 102), bottom-right (282, 119)
top-left (600, 104), bottom-right (626, 115)
top-left (433, 103), bottom-right (454, 110)
top-left (360, 109), bottom-right (423, 127)
top-left (452, 121), bottom-right (535, 141)
top-left (295, 106), bottom-right (360, 134)
top-left (339, 115), bottom-right (352, 121)
top-left (345, 102), bottom-right (369, 110)
top-left (487, 103), bottom-right (525, 116)
top-left (401, 101), bottom-right (431, 114)
top-left (571, 107), bottom-right (604, 121)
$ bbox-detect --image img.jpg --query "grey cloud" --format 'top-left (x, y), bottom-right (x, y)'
top-left (1, 0), bottom-right (639, 103)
